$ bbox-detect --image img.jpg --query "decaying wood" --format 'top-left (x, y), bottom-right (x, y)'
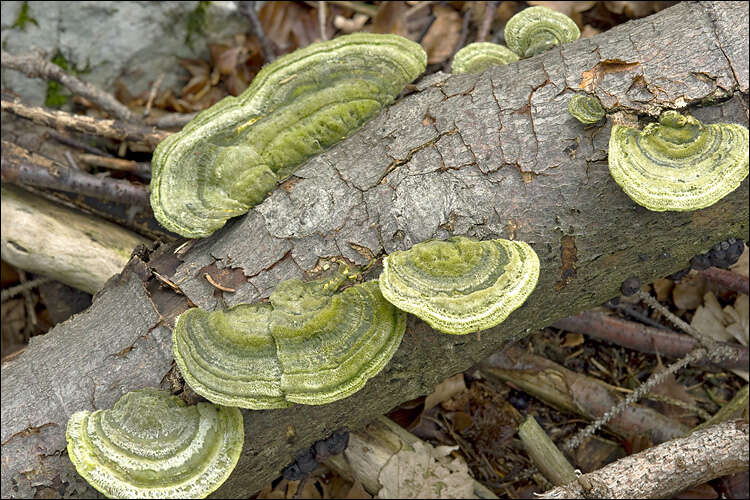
top-left (541, 420), bottom-right (749, 499)
top-left (518, 416), bottom-right (577, 487)
top-left (481, 344), bottom-right (690, 443)
top-left (1, 2), bottom-right (748, 498)
top-left (1, 185), bottom-right (148, 294)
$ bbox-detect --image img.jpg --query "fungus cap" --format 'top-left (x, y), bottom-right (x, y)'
top-left (173, 303), bottom-right (289, 409)
top-left (379, 237), bottom-right (540, 335)
top-left (65, 388), bottom-right (243, 499)
top-left (504, 6), bottom-right (580, 58)
top-left (568, 94), bottom-right (605, 124)
top-left (150, 33), bottom-right (427, 238)
top-left (173, 275), bottom-right (406, 407)
top-left (608, 110), bottom-right (749, 211)
top-left (270, 277), bottom-right (406, 405)
top-left (451, 42), bottom-right (519, 74)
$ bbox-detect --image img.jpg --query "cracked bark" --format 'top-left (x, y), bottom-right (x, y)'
top-left (1, 2), bottom-right (748, 498)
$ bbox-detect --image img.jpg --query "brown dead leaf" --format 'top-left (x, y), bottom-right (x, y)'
top-left (334, 13), bottom-right (369, 33)
top-left (653, 278), bottom-right (674, 303)
top-left (298, 477), bottom-right (325, 499)
top-left (672, 271), bottom-right (706, 311)
top-left (371, 1), bottom-right (409, 37)
top-left (425, 373), bottom-right (467, 411)
top-left (259, 2), bottom-right (318, 53)
top-left (345, 480), bottom-right (372, 499)
top-left (421, 5), bottom-right (462, 64)
top-left (561, 332), bottom-right (584, 348)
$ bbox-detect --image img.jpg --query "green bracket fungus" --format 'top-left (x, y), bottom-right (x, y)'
top-left (451, 42), bottom-right (519, 74)
top-left (568, 94), bottom-right (605, 124)
top-left (150, 33), bottom-right (427, 238)
top-left (379, 236), bottom-right (540, 335)
top-left (504, 6), bottom-right (580, 58)
top-left (65, 388), bottom-right (243, 499)
top-left (608, 110), bottom-right (749, 211)
top-left (173, 274), bottom-right (406, 407)
top-left (173, 303), bottom-right (289, 409)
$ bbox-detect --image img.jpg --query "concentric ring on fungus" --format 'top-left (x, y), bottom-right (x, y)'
top-left (379, 237), bottom-right (540, 335)
top-left (608, 110), bottom-right (749, 211)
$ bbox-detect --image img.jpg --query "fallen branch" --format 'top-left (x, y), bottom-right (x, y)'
top-left (541, 420), bottom-right (749, 499)
top-left (1, 93), bottom-right (168, 148)
top-left (1, 49), bottom-right (138, 123)
top-left (554, 311), bottom-right (749, 371)
top-left (1, 141), bottom-right (150, 207)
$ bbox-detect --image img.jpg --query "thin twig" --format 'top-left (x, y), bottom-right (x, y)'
top-left (17, 271), bottom-right (37, 341)
top-left (45, 130), bottom-right (109, 156)
top-left (64, 151), bottom-right (81, 170)
top-left (327, 1), bottom-right (378, 17)
top-left (561, 347), bottom-right (708, 451)
top-left (146, 111), bottom-right (198, 130)
top-left (405, 1), bottom-right (434, 19)
top-left (2, 142), bottom-right (150, 207)
top-left (1, 50), bottom-right (137, 122)
top-left (77, 154), bottom-right (151, 180)
top-left (238, 1), bottom-right (276, 63)
top-left (700, 266), bottom-right (749, 295)
top-left (318, 2), bottom-right (328, 41)
top-left (143, 73), bottom-right (165, 118)
top-left (2, 94), bottom-right (169, 149)
top-left (476, 1), bottom-right (499, 42)
top-left (554, 312), bottom-right (748, 371)
top-left (1, 277), bottom-right (52, 303)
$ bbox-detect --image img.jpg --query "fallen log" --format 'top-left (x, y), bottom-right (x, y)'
top-left (1, 2), bottom-right (748, 497)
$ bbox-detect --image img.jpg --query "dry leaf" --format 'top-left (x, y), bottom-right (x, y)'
top-left (371, 1), bottom-right (409, 37)
top-left (345, 480), bottom-right (372, 499)
top-left (420, 5), bottom-right (462, 64)
top-left (376, 441), bottom-right (474, 499)
top-left (729, 244), bottom-right (749, 278)
top-left (561, 332), bottom-right (584, 348)
top-left (424, 373), bottom-right (467, 412)
top-left (580, 24), bottom-right (601, 38)
top-left (604, 1), bottom-right (674, 18)
top-left (653, 278), bottom-right (674, 303)
top-left (691, 292), bottom-right (749, 380)
top-left (672, 271), bottom-right (706, 311)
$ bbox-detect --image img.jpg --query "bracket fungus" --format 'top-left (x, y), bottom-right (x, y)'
top-left (150, 33), bottom-right (426, 238)
top-left (173, 274), bottom-right (406, 408)
top-left (65, 388), bottom-right (243, 499)
top-left (379, 237), bottom-right (540, 335)
top-left (568, 94), bottom-right (605, 124)
top-left (451, 42), bottom-right (519, 74)
top-left (608, 110), bottom-right (749, 211)
top-left (504, 6), bottom-right (580, 58)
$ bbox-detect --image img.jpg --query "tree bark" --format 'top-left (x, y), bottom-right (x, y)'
top-left (1, 2), bottom-right (748, 498)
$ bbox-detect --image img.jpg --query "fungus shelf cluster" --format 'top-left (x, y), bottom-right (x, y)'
top-left (65, 17), bottom-right (749, 499)
top-left (173, 277), bottom-right (406, 409)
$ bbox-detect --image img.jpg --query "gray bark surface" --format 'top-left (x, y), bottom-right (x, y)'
top-left (2, 2), bottom-right (748, 498)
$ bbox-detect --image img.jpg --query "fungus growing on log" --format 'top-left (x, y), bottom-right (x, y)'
top-left (379, 237), bottom-right (540, 335)
top-left (504, 6), bottom-right (580, 58)
top-left (173, 303), bottom-right (289, 409)
top-left (568, 94), bottom-right (605, 124)
top-left (65, 388), bottom-right (244, 499)
top-left (173, 274), bottom-right (406, 407)
top-left (270, 277), bottom-right (406, 405)
top-left (451, 42), bottom-right (519, 74)
top-left (608, 110), bottom-right (749, 211)
top-left (150, 33), bottom-right (427, 238)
